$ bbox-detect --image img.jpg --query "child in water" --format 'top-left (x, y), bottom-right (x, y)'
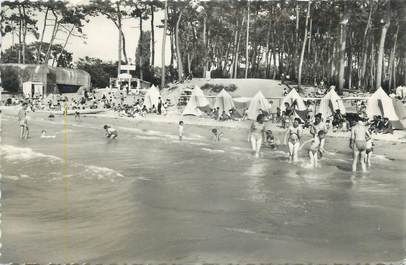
top-left (178, 121), bottom-right (184, 141)
top-left (300, 130), bottom-right (327, 168)
top-left (211, 128), bottom-right (224, 141)
top-left (104, 125), bottom-right (118, 139)
top-left (365, 134), bottom-right (374, 168)
top-left (40, 130), bottom-right (56, 139)
top-left (265, 129), bottom-right (279, 150)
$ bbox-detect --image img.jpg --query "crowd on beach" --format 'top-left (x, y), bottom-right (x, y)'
top-left (6, 81), bottom-right (406, 176)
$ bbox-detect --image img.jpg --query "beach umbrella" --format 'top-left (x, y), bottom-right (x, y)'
top-left (214, 89), bottom-right (235, 115)
top-left (182, 85), bottom-right (210, 116)
top-left (280, 88), bottom-right (306, 112)
top-left (247, 91), bottom-right (271, 120)
top-left (319, 87), bottom-right (346, 119)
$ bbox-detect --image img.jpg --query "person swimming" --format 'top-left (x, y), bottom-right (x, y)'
top-left (350, 118), bottom-right (369, 172)
top-left (284, 118), bottom-right (302, 163)
top-left (248, 114), bottom-right (266, 158)
top-left (40, 130), bottom-right (56, 139)
top-left (211, 128), bottom-right (224, 141)
top-left (104, 125), bottom-right (118, 139)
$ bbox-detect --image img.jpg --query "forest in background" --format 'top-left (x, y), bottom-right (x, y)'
top-left (1, 0), bottom-right (406, 94)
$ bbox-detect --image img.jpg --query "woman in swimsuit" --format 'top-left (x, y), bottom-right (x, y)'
top-left (248, 114), bottom-right (266, 158)
top-left (284, 118), bottom-right (302, 163)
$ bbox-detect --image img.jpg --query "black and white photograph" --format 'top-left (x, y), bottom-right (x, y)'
top-left (0, 0), bottom-right (405, 263)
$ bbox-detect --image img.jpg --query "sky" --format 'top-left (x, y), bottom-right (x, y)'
top-left (2, 1), bottom-right (171, 67)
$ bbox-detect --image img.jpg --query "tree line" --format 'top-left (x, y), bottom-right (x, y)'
top-left (1, 0), bottom-right (406, 94)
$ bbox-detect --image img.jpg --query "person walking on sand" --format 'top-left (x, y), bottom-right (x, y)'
top-left (18, 102), bottom-right (29, 140)
top-left (350, 118), bottom-right (369, 173)
top-left (284, 118), bottom-right (302, 163)
top-left (248, 114), bottom-right (266, 158)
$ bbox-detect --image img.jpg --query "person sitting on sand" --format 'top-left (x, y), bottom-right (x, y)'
top-left (284, 118), bottom-right (302, 163)
top-left (75, 111), bottom-right (80, 120)
top-left (365, 134), bottom-right (374, 168)
top-left (300, 130), bottom-right (327, 168)
top-left (332, 109), bottom-right (345, 129)
top-left (349, 118), bottom-right (369, 173)
top-left (104, 125), bottom-right (118, 139)
top-left (211, 128), bottom-right (224, 141)
top-left (178, 121), bottom-right (184, 141)
top-left (219, 111), bottom-right (230, 121)
top-left (40, 130), bottom-right (56, 139)
top-left (381, 117), bottom-right (393, 134)
top-left (242, 108), bottom-right (249, 121)
top-left (248, 114), bottom-right (266, 158)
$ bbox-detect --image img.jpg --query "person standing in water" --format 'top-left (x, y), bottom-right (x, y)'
top-left (300, 130), bottom-right (327, 168)
top-left (178, 121), bottom-right (184, 141)
top-left (18, 102), bottom-right (29, 140)
top-left (248, 114), bottom-right (266, 158)
top-left (284, 118), bottom-right (302, 163)
top-left (350, 118), bottom-right (369, 173)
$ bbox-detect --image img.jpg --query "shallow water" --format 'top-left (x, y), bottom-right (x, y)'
top-left (0, 113), bottom-right (405, 263)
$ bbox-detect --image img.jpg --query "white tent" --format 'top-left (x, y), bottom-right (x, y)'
top-left (280, 88), bottom-right (306, 111)
top-left (247, 91), bottom-right (271, 120)
top-left (182, 86), bottom-right (210, 116)
top-left (214, 89), bottom-right (235, 115)
top-left (395, 86), bottom-right (406, 99)
top-left (143, 85), bottom-right (160, 109)
top-left (319, 88), bottom-right (346, 118)
top-left (367, 87), bottom-right (405, 129)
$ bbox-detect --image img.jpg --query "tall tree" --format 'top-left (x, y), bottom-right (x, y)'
top-left (298, 0), bottom-right (311, 90)
top-left (376, 0), bottom-right (391, 90)
top-left (161, 0), bottom-right (168, 88)
top-left (244, 0), bottom-right (250, 78)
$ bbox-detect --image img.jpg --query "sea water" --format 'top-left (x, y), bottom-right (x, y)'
top-left (0, 113), bottom-right (405, 263)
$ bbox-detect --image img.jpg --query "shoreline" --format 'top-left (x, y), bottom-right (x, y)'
top-left (2, 105), bottom-right (406, 143)
top-left (93, 109), bottom-right (406, 144)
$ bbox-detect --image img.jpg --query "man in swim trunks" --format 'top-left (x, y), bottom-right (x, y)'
top-left (350, 118), bottom-right (369, 172)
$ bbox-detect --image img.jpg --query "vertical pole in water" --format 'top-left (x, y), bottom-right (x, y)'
top-left (63, 102), bottom-right (70, 261)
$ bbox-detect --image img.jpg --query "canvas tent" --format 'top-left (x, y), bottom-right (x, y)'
top-left (182, 86), bottom-right (210, 116)
top-left (214, 89), bottom-right (235, 115)
top-left (319, 88), bottom-right (346, 119)
top-left (143, 85), bottom-right (160, 109)
top-left (395, 86), bottom-right (406, 99)
top-left (247, 91), bottom-right (271, 120)
top-left (367, 87), bottom-right (406, 129)
top-left (280, 88), bottom-right (306, 112)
